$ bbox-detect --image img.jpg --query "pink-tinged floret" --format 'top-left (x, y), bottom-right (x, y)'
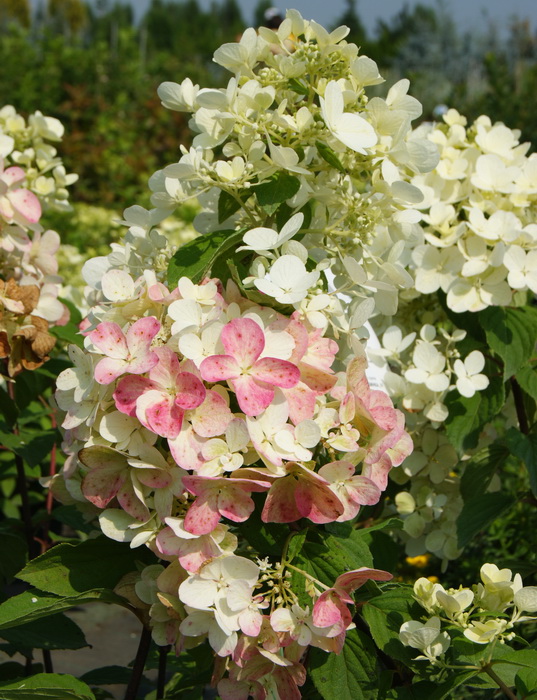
top-left (114, 346), bottom-right (206, 438)
top-left (200, 318), bottom-right (300, 416)
top-left (183, 474), bottom-right (271, 535)
top-left (312, 567), bottom-right (393, 629)
top-left (318, 460), bottom-right (381, 521)
top-left (90, 316), bottom-right (161, 385)
top-left (0, 165), bottom-right (42, 224)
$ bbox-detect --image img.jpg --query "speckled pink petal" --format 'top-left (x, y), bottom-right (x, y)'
top-left (135, 467), bottom-right (173, 489)
top-left (177, 536), bottom-right (221, 573)
top-left (127, 351), bottom-right (159, 375)
top-left (295, 478), bottom-right (344, 524)
top-left (8, 188), bottom-right (41, 224)
top-left (116, 480), bottom-right (150, 522)
top-left (90, 322), bottom-right (128, 359)
top-left (261, 477), bottom-right (301, 523)
top-left (2, 166), bottom-right (25, 186)
top-left (149, 346), bottom-right (181, 390)
top-left (184, 494), bottom-right (221, 535)
top-left (282, 383), bottom-right (316, 424)
top-left (362, 455), bottom-right (392, 490)
top-left (82, 465), bottom-right (125, 508)
top-left (251, 357), bottom-right (300, 389)
top-left (168, 424), bottom-right (204, 471)
top-left (125, 316), bottom-right (161, 358)
top-left (220, 317), bottom-right (265, 367)
top-left (175, 372), bottom-right (206, 410)
top-left (155, 526), bottom-right (184, 556)
top-left (94, 357), bottom-right (128, 385)
top-left (233, 374), bottom-right (274, 416)
top-left (312, 591), bottom-right (349, 628)
top-left (190, 390), bottom-right (233, 438)
top-left (200, 354), bottom-right (240, 382)
top-left (299, 363), bottom-right (337, 393)
top-left (334, 568), bottom-right (393, 595)
top-left (113, 375), bottom-right (153, 415)
top-left (137, 391), bottom-right (184, 439)
top-left (318, 461), bottom-right (355, 483)
top-left (347, 476), bottom-right (382, 505)
top-left (217, 486), bottom-right (254, 522)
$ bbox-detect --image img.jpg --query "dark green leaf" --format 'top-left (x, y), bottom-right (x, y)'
top-left (0, 673), bottom-right (95, 700)
top-left (217, 189), bottom-right (251, 223)
top-left (457, 492), bottom-right (515, 548)
top-left (316, 141), bottom-right (346, 174)
top-left (505, 426), bottom-right (537, 496)
top-left (79, 667), bottom-right (132, 686)
top-left (0, 430), bottom-right (57, 469)
top-left (460, 443), bottom-right (511, 501)
top-left (361, 585), bottom-right (422, 665)
top-left (17, 536), bottom-right (155, 597)
top-left (516, 666), bottom-right (537, 697)
top-left (254, 172), bottom-right (300, 215)
top-left (288, 78), bottom-right (309, 95)
top-left (0, 663), bottom-right (41, 683)
top-left (167, 228), bottom-right (245, 288)
top-left (480, 305), bottom-right (537, 379)
top-left (309, 629), bottom-right (379, 700)
top-left (0, 389), bottom-right (18, 429)
top-left (50, 321), bottom-right (83, 349)
top-left (444, 392), bottom-right (482, 453)
top-left (0, 535), bottom-right (27, 585)
top-left (516, 365), bottom-right (537, 401)
top-left (0, 589), bottom-right (127, 630)
top-left (0, 613), bottom-right (88, 651)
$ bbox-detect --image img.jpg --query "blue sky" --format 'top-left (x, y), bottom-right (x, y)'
top-left (118, 0), bottom-right (536, 34)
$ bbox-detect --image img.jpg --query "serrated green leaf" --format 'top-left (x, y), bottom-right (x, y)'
top-left (0, 673), bottom-right (95, 700)
top-left (457, 492), bottom-right (515, 548)
top-left (316, 141), bottom-right (346, 174)
top-left (480, 305), bottom-right (537, 379)
top-left (167, 228), bottom-right (245, 288)
top-left (505, 426), bottom-right (537, 496)
top-left (17, 537), bottom-right (155, 600)
top-left (309, 628), bottom-right (379, 699)
top-left (361, 585), bottom-right (422, 665)
top-left (254, 172), bottom-right (300, 215)
top-left (0, 613), bottom-right (88, 651)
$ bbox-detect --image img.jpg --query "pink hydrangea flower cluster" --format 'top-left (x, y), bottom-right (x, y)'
top-left (55, 272), bottom-right (412, 696)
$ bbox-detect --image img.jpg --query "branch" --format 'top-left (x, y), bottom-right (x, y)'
top-left (124, 626), bottom-right (152, 700)
top-left (483, 665), bottom-right (518, 700)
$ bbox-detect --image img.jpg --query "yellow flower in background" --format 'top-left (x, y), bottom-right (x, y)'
top-left (406, 554), bottom-right (430, 568)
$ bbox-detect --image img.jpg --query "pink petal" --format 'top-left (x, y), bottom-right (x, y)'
top-left (127, 351), bottom-right (159, 375)
top-left (94, 357), bottom-right (128, 385)
top-left (116, 480), bottom-right (150, 521)
top-left (334, 567), bottom-right (393, 595)
top-left (82, 466), bottom-right (125, 508)
top-left (135, 468), bottom-right (173, 489)
top-left (2, 166), bottom-right (25, 186)
top-left (262, 477), bottom-right (301, 523)
top-left (312, 591), bottom-right (350, 628)
top-left (295, 479), bottom-right (344, 524)
top-left (175, 372), bottom-right (206, 410)
top-left (282, 383), bottom-right (317, 424)
top-left (220, 317), bottom-right (264, 368)
top-left (362, 455), bottom-right (392, 490)
top-left (347, 476), bottom-right (382, 505)
top-left (200, 354), bottom-right (240, 382)
top-left (184, 494), bottom-right (221, 535)
top-left (168, 425), bottom-right (204, 471)
top-left (239, 609), bottom-right (263, 637)
top-left (137, 391), bottom-right (184, 438)
top-left (299, 363), bottom-right (338, 393)
top-left (177, 536), bottom-right (221, 573)
top-left (8, 188), bottom-right (41, 223)
top-left (217, 486), bottom-right (254, 522)
top-left (148, 346), bottom-right (181, 391)
top-left (125, 316), bottom-right (161, 356)
top-left (190, 390), bottom-right (233, 437)
top-left (114, 375), bottom-right (153, 415)
top-left (251, 357), bottom-right (300, 389)
top-left (233, 374), bottom-right (274, 416)
top-left (90, 322), bottom-right (128, 359)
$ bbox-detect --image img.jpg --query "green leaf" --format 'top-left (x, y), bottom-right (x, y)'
top-left (50, 321), bottom-right (83, 348)
top-left (361, 585), bottom-right (422, 665)
top-left (444, 392), bottom-right (482, 453)
top-left (79, 667), bottom-right (132, 686)
top-left (167, 228), bottom-right (245, 288)
top-left (460, 443), bottom-right (511, 500)
top-left (0, 430), bottom-right (57, 469)
top-left (480, 305), bottom-right (537, 379)
top-left (316, 141), bottom-right (346, 174)
top-left (0, 673), bottom-right (95, 700)
top-left (254, 172), bottom-right (300, 215)
top-left (236, 497), bottom-right (284, 556)
top-left (0, 589), bottom-right (126, 630)
top-left (515, 365), bottom-right (537, 401)
top-left (287, 78), bottom-right (309, 96)
top-left (217, 189), bottom-right (251, 223)
top-left (505, 426), bottom-right (537, 496)
top-left (457, 492), bottom-right (515, 548)
top-left (309, 629), bottom-right (379, 700)
top-left (0, 613), bottom-right (88, 651)
top-left (17, 536), bottom-right (155, 597)
top-left (516, 666), bottom-right (537, 697)
top-left (0, 535), bottom-right (27, 585)
top-left (0, 389), bottom-right (18, 429)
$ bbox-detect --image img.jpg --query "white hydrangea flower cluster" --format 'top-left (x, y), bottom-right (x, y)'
top-left (400, 564), bottom-right (537, 665)
top-left (0, 105), bottom-right (77, 375)
top-left (409, 108), bottom-right (537, 312)
top-left (153, 9), bottom-right (439, 326)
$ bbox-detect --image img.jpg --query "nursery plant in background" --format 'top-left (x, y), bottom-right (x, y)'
top-left (0, 8), bottom-right (536, 700)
